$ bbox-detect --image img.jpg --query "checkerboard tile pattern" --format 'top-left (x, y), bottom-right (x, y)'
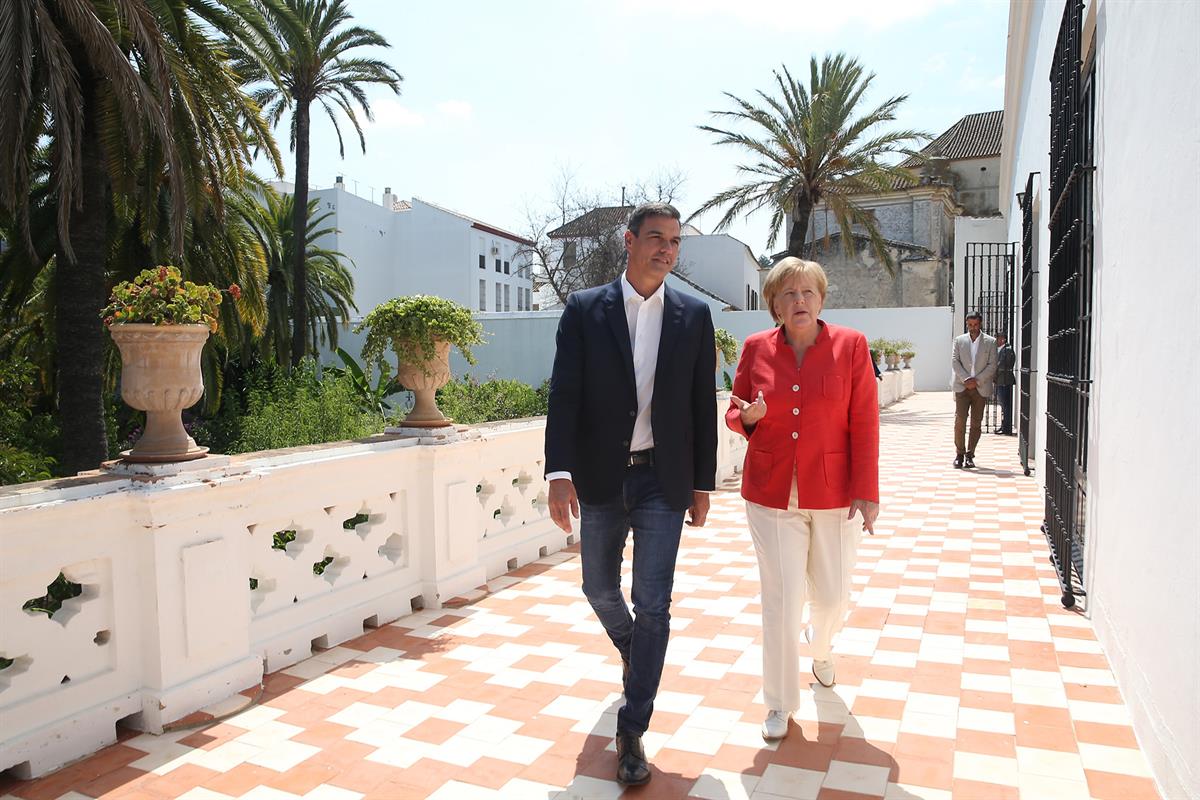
top-left (0, 393), bottom-right (1161, 799)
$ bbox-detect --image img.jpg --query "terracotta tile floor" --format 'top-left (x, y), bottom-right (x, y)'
top-left (1, 393), bottom-right (1162, 799)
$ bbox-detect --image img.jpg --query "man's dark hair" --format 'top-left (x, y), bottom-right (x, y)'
top-left (627, 202), bottom-right (681, 235)
top-left (965, 312), bottom-right (984, 322)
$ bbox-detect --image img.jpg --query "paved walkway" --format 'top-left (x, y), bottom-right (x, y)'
top-left (1, 393), bottom-right (1161, 800)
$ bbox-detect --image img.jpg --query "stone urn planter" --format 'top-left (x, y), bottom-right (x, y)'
top-left (395, 339), bottom-right (454, 428)
top-left (886, 352), bottom-right (901, 371)
top-left (356, 295), bottom-right (485, 431)
top-left (109, 323), bottom-right (210, 461)
top-left (901, 352), bottom-right (915, 369)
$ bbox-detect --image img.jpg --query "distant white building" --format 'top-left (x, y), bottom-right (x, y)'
top-left (270, 180), bottom-right (535, 319)
top-left (537, 204), bottom-right (758, 311)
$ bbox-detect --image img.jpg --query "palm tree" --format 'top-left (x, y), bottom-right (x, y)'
top-left (234, 0), bottom-right (401, 367)
top-left (241, 187), bottom-right (356, 365)
top-left (0, 0), bottom-right (281, 474)
top-left (692, 55), bottom-right (927, 268)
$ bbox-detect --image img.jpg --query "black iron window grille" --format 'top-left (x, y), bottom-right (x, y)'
top-left (1018, 171), bottom-right (1039, 477)
top-left (963, 242), bottom-right (1016, 433)
top-left (1044, 0), bottom-right (1095, 609)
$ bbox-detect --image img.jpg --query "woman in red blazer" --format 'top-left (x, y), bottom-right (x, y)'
top-left (727, 258), bottom-right (879, 741)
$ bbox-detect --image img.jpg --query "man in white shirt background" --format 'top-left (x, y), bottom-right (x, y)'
top-left (544, 202), bottom-right (717, 786)
top-left (950, 311), bottom-right (998, 468)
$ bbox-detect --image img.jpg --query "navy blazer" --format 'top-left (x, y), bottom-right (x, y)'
top-left (545, 277), bottom-right (718, 511)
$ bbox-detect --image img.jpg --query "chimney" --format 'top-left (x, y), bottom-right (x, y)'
top-left (335, 175), bottom-right (344, 188)
top-left (382, 186), bottom-right (393, 209)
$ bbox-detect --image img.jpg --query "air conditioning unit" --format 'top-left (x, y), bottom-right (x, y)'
top-left (490, 246), bottom-right (500, 255)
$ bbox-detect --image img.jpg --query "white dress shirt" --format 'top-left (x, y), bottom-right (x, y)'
top-left (546, 272), bottom-right (664, 484)
top-left (623, 272), bottom-right (664, 453)
top-left (969, 334), bottom-right (980, 378)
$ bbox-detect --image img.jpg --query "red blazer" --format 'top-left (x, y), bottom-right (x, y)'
top-left (726, 321), bottom-right (879, 510)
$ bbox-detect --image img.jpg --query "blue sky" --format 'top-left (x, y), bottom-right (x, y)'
top-left (260, 0), bottom-right (1009, 255)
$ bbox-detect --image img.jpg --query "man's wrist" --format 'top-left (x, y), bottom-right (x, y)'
top-left (546, 471), bottom-right (572, 483)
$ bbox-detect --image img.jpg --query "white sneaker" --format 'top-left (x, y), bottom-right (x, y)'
top-left (812, 657), bottom-right (836, 688)
top-left (761, 709), bottom-right (790, 741)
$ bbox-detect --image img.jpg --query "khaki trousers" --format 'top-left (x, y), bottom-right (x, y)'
top-left (954, 387), bottom-right (987, 456)
top-left (746, 480), bottom-right (861, 713)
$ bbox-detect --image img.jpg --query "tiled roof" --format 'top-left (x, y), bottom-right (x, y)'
top-left (902, 110), bottom-right (1004, 168)
top-left (547, 206), bottom-right (634, 239)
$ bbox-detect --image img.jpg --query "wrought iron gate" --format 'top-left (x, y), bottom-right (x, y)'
top-left (1044, 0), bottom-right (1094, 609)
top-left (962, 242), bottom-right (1016, 433)
top-left (1018, 173), bottom-right (1039, 476)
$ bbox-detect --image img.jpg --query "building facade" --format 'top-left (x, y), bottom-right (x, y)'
top-left (271, 181), bottom-right (535, 320)
top-left (796, 111), bottom-right (1004, 310)
top-left (1001, 2), bottom-right (1198, 797)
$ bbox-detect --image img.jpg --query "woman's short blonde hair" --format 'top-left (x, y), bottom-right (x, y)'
top-left (761, 258), bottom-right (828, 323)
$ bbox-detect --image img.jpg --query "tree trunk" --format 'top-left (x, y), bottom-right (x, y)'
top-left (55, 68), bottom-right (110, 475)
top-left (787, 194), bottom-right (813, 258)
top-left (289, 100), bottom-right (311, 367)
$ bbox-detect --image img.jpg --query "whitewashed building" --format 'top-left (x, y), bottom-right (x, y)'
top-left (1001, 1), bottom-right (1198, 797)
top-left (538, 205), bottom-right (757, 311)
top-left (271, 180), bottom-right (535, 318)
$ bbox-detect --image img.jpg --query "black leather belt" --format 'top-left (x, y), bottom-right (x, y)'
top-left (626, 448), bottom-right (654, 468)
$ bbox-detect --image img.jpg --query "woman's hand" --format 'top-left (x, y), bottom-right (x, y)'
top-left (849, 499), bottom-right (880, 535)
top-left (732, 390), bottom-right (768, 427)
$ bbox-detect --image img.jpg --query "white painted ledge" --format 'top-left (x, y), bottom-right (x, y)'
top-left (0, 397), bottom-right (751, 778)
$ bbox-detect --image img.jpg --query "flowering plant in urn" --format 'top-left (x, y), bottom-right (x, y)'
top-left (102, 266), bottom-right (241, 462)
top-left (356, 295), bottom-right (485, 428)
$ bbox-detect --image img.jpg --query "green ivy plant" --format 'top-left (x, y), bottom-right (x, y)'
top-left (896, 340), bottom-right (915, 359)
top-left (101, 266), bottom-right (240, 332)
top-left (356, 295), bottom-right (485, 373)
top-left (714, 328), bottom-right (739, 367)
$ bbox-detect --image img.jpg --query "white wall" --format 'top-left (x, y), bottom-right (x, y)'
top-left (1002, 2), bottom-right (1200, 796)
top-left (715, 308), bottom-right (952, 392)
top-left (333, 306), bottom-right (951, 394)
top-left (678, 234), bottom-right (762, 309)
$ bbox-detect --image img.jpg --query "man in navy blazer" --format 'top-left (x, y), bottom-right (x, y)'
top-left (545, 202), bottom-right (717, 786)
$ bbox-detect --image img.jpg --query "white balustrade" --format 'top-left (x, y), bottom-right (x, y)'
top-left (0, 396), bottom-right (747, 779)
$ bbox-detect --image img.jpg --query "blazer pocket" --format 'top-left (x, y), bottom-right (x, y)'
top-left (823, 376), bottom-right (844, 400)
top-left (823, 452), bottom-right (849, 491)
top-left (748, 448), bottom-right (775, 487)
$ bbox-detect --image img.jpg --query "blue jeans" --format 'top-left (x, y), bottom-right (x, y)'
top-left (579, 465), bottom-right (685, 736)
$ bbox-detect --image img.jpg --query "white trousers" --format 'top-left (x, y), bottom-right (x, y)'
top-left (745, 482), bottom-right (861, 713)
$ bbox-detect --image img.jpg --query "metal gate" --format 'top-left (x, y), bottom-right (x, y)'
top-left (1018, 172), bottom-right (1039, 476)
top-left (1043, 0), bottom-right (1094, 609)
top-left (963, 242), bottom-right (1016, 433)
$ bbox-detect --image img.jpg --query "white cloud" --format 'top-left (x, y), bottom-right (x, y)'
top-left (924, 54), bottom-right (948, 74)
top-left (615, 0), bottom-right (958, 33)
top-left (436, 100), bottom-right (474, 120)
top-left (370, 99), bottom-right (426, 129)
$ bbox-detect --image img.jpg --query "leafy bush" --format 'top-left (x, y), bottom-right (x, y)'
top-left (714, 328), bottom-right (739, 367)
top-left (0, 360), bottom-right (58, 485)
top-left (434, 376), bottom-right (548, 424)
top-left (101, 265), bottom-right (239, 332)
top-left (188, 359), bottom-right (385, 454)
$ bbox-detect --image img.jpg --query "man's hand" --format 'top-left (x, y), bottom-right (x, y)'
top-left (849, 499), bottom-right (880, 535)
top-left (731, 390), bottom-right (768, 427)
top-left (687, 491), bottom-right (710, 527)
top-left (548, 478), bottom-right (579, 533)
top-left (964, 377), bottom-right (978, 390)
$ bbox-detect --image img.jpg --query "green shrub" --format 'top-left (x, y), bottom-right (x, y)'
top-left (435, 376), bottom-right (548, 424)
top-left (0, 360), bottom-right (58, 484)
top-left (714, 328), bottom-right (739, 367)
top-left (229, 359), bottom-right (386, 453)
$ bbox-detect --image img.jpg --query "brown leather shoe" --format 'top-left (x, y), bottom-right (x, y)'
top-left (616, 732), bottom-right (651, 785)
